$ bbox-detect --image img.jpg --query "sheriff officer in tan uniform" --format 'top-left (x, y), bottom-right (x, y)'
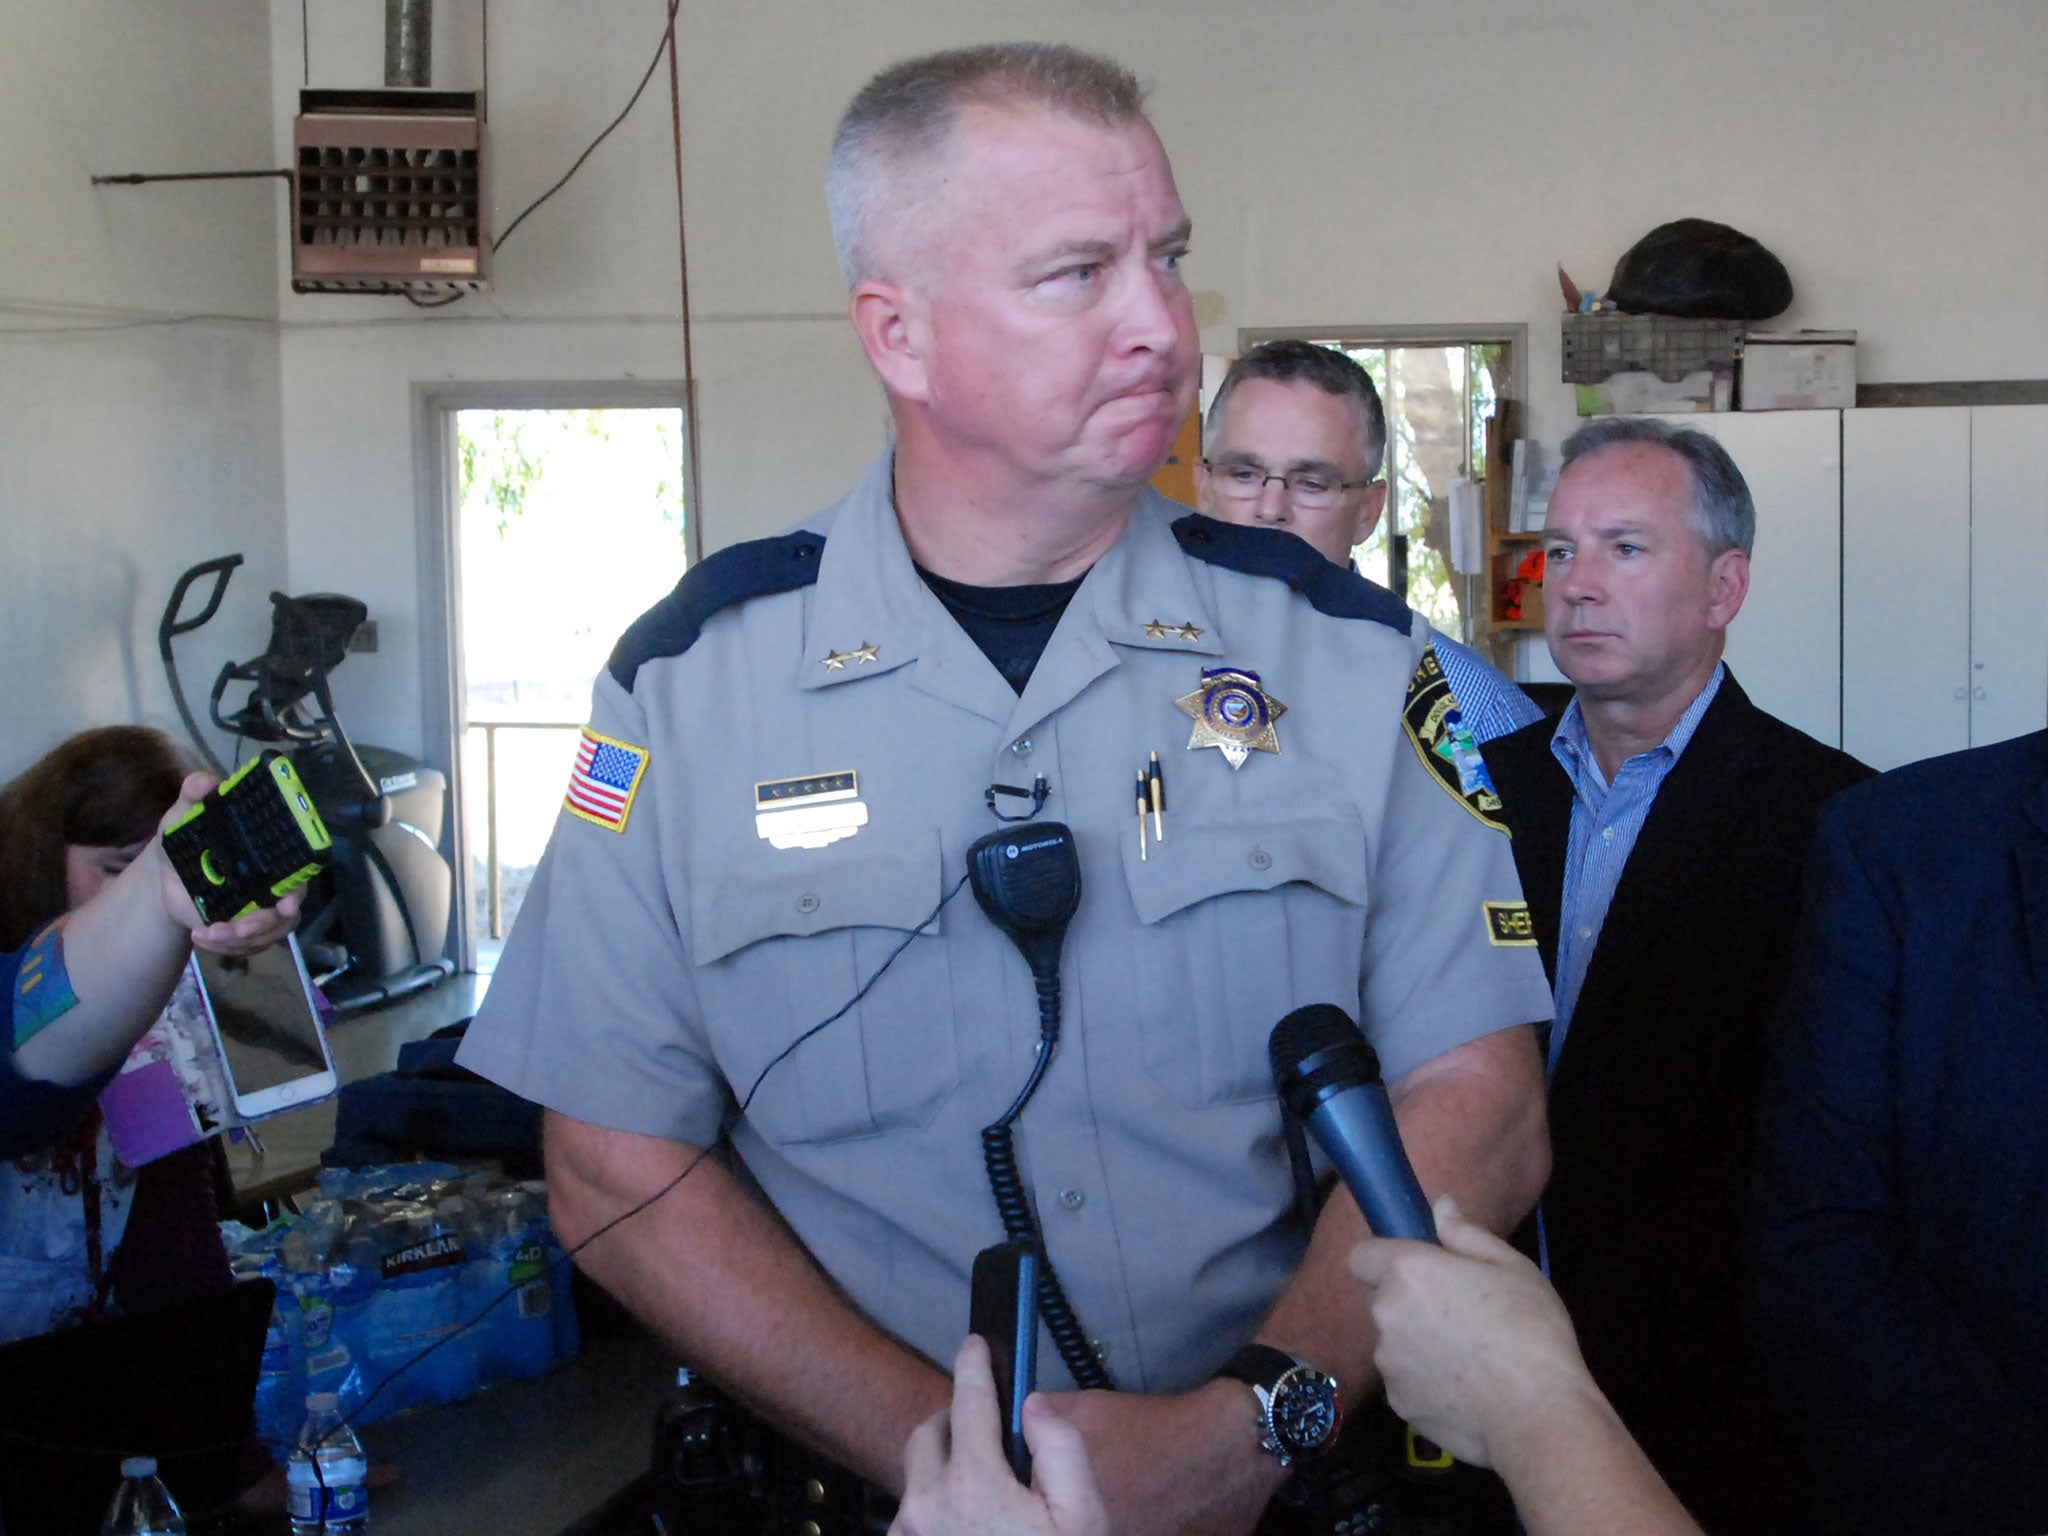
top-left (459, 43), bottom-right (1551, 1536)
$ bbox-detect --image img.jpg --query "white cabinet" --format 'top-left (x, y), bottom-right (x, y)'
top-left (1843, 408), bottom-right (1972, 767)
top-left (1651, 410), bottom-right (1844, 747)
top-left (1969, 407), bottom-right (2048, 752)
top-left (1843, 405), bottom-right (2048, 771)
top-left (1527, 405), bottom-right (2043, 769)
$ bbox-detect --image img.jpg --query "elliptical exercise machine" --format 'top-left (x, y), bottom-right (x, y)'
top-left (160, 555), bottom-right (455, 1011)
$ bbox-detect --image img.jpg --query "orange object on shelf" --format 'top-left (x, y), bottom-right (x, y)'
top-left (1498, 548), bottom-right (1547, 624)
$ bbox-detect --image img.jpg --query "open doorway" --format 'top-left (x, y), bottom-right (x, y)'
top-left (450, 403), bottom-right (687, 971)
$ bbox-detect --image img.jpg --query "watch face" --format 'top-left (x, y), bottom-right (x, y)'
top-left (1272, 1369), bottom-right (1340, 1453)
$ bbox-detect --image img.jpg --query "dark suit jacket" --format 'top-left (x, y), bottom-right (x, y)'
top-left (1487, 672), bottom-right (1871, 1536)
top-left (1753, 729), bottom-right (2048, 1536)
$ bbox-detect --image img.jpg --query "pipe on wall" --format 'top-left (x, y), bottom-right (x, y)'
top-left (385, 0), bottom-right (431, 88)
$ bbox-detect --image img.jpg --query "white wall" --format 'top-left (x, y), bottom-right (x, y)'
top-left (2, 0), bottom-right (2034, 776)
top-left (185, 0), bottom-right (2048, 764)
top-left (1, 1), bottom-right (286, 780)
top-left (268, 2), bottom-right (888, 753)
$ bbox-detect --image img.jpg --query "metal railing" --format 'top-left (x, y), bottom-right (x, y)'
top-left (467, 720), bottom-right (582, 940)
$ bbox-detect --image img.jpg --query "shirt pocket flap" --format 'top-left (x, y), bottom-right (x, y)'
top-left (692, 840), bottom-right (944, 967)
top-left (1121, 814), bottom-right (1369, 926)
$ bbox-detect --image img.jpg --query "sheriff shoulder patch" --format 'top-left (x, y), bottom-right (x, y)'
top-left (565, 728), bottom-right (650, 833)
top-left (1403, 645), bottom-right (1507, 832)
top-left (1484, 901), bottom-right (1537, 947)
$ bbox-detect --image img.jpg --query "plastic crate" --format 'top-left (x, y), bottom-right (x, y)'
top-left (1561, 313), bottom-right (1745, 384)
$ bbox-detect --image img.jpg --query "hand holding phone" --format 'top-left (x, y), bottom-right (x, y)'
top-left (899, 1335), bottom-right (1109, 1536)
top-left (970, 1238), bottom-right (1041, 1484)
top-left (161, 751), bottom-right (331, 924)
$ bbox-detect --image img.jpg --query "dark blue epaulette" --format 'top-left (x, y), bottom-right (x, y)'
top-left (1171, 512), bottom-right (1413, 634)
top-left (608, 529), bottom-right (826, 691)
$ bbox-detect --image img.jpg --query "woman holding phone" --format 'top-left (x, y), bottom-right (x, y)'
top-left (0, 727), bottom-right (297, 1344)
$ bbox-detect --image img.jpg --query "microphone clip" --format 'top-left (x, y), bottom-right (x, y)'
top-left (984, 774), bottom-right (1050, 823)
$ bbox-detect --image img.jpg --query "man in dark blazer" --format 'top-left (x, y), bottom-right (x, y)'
top-left (1485, 418), bottom-right (1870, 1535)
top-left (1753, 728), bottom-right (2048, 1536)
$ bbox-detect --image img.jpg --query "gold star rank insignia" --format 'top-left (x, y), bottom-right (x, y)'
top-left (1144, 620), bottom-right (1174, 639)
top-left (1175, 623), bottom-right (1204, 643)
top-left (1176, 666), bottom-right (1286, 769)
top-left (822, 643), bottom-right (880, 670)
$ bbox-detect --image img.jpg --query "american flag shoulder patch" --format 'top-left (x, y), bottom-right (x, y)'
top-left (564, 728), bottom-right (650, 833)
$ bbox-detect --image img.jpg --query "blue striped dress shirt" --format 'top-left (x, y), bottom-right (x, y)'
top-left (1430, 631), bottom-right (1546, 746)
top-left (1546, 662), bottom-right (1726, 1077)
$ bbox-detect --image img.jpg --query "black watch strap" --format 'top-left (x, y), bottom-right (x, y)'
top-left (1214, 1344), bottom-right (1342, 1471)
top-left (1215, 1343), bottom-right (1299, 1389)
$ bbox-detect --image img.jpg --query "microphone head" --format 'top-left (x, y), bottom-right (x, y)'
top-left (1270, 1004), bottom-right (1383, 1119)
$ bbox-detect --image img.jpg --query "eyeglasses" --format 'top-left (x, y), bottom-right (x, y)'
top-left (1201, 458), bottom-right (1376, 512)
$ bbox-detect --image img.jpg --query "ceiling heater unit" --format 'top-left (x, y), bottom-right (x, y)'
top-left (292, 89), bottom-right (490, 296)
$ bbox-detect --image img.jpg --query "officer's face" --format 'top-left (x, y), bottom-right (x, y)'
top-left (1541, 442), bottom-right (1749, 708)
top-left (910, 105), bottom-right (1199, 492)
top-left (1196, 377), bottom-right (1387, 566)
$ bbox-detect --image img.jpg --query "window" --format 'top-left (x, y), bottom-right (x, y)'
top-left (1239, 326), bottom-right (1523, 642)
top-left (455, 405), bottom-right (688, 968)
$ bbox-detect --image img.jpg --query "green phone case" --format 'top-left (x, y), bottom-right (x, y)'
top-left (161, 751), bottom-right (333, 923)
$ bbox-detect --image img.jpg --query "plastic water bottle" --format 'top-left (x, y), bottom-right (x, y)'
top-left (287, 1393), bottom-right (369, 1534)
top-left (100, 1456), bottom-right (187, 1536)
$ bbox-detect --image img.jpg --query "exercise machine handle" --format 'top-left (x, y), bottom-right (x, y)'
top-left (160, 554), bottom-right (245, 776)
top-left (160, 554), bottom-right (245, 646)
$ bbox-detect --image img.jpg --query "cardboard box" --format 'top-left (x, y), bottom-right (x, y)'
top-left (1741, 331), bottom-right (1856, 410)
top-left (1575, 368), bottom-right (1733, 416)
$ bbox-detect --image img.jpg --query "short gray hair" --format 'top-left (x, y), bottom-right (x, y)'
top-left (1559, 417), bottom-right (1755, 557)
top-left (1205, 340), bottom-right (1386, 479)
top-left (827, 43), bottom-right (1147, 288)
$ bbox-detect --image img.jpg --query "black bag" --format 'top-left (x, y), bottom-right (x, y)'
top-left (323, 1020), bottom-right (543, 1177)
top-left (1608, 219), bottom-right (1792, 320)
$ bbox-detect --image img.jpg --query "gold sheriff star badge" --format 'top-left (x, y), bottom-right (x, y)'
top-left (1175, 666), bottom-right (1286, 769)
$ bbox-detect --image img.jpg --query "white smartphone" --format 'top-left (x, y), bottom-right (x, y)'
top-left (192, 935), bottom-right (340, 1119)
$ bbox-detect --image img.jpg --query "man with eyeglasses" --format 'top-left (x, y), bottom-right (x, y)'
top-left (1195, 340), bottom-right (1541, 744)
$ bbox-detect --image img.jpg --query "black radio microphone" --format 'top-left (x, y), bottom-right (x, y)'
top-left (964, 821), bottom-right (1113, 1391)
top-left (1269, 1004), bottom-right (1438, 1244)
top-left (967, 823), bottom-right (1081, 986)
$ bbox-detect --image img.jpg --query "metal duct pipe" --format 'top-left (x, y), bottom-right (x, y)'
top-left (385, 0), bottom-right (432, 88)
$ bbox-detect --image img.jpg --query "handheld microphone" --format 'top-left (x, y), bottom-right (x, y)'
top-left (969, 1239), bottom-right (1041, 1483)
top-left (1269, 1004), bottom-right (1438, 1243)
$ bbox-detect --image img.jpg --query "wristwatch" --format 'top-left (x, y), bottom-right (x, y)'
top-left (1214, 1344), bottom-right (1342, 1469)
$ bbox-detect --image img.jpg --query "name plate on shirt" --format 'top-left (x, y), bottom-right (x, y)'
top-left (755, 770), bottom-right (868, 850)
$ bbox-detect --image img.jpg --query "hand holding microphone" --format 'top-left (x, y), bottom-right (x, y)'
top-left (1350, 1199), bottom-right (1706, 1536)
top-left (1348, 1195), bottom-right (1588, 1469)
top-left (1294, 1005), bottom-right (1705, 1536)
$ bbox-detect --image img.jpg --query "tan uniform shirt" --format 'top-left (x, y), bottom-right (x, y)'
top-left (459, 452), bottom-right (1551, 1392)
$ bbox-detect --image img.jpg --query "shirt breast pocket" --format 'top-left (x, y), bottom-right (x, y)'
top-left (1118, 815), bottom-right (1370, 1108)
top-left (690, 833), bottom-right (958, 1146)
